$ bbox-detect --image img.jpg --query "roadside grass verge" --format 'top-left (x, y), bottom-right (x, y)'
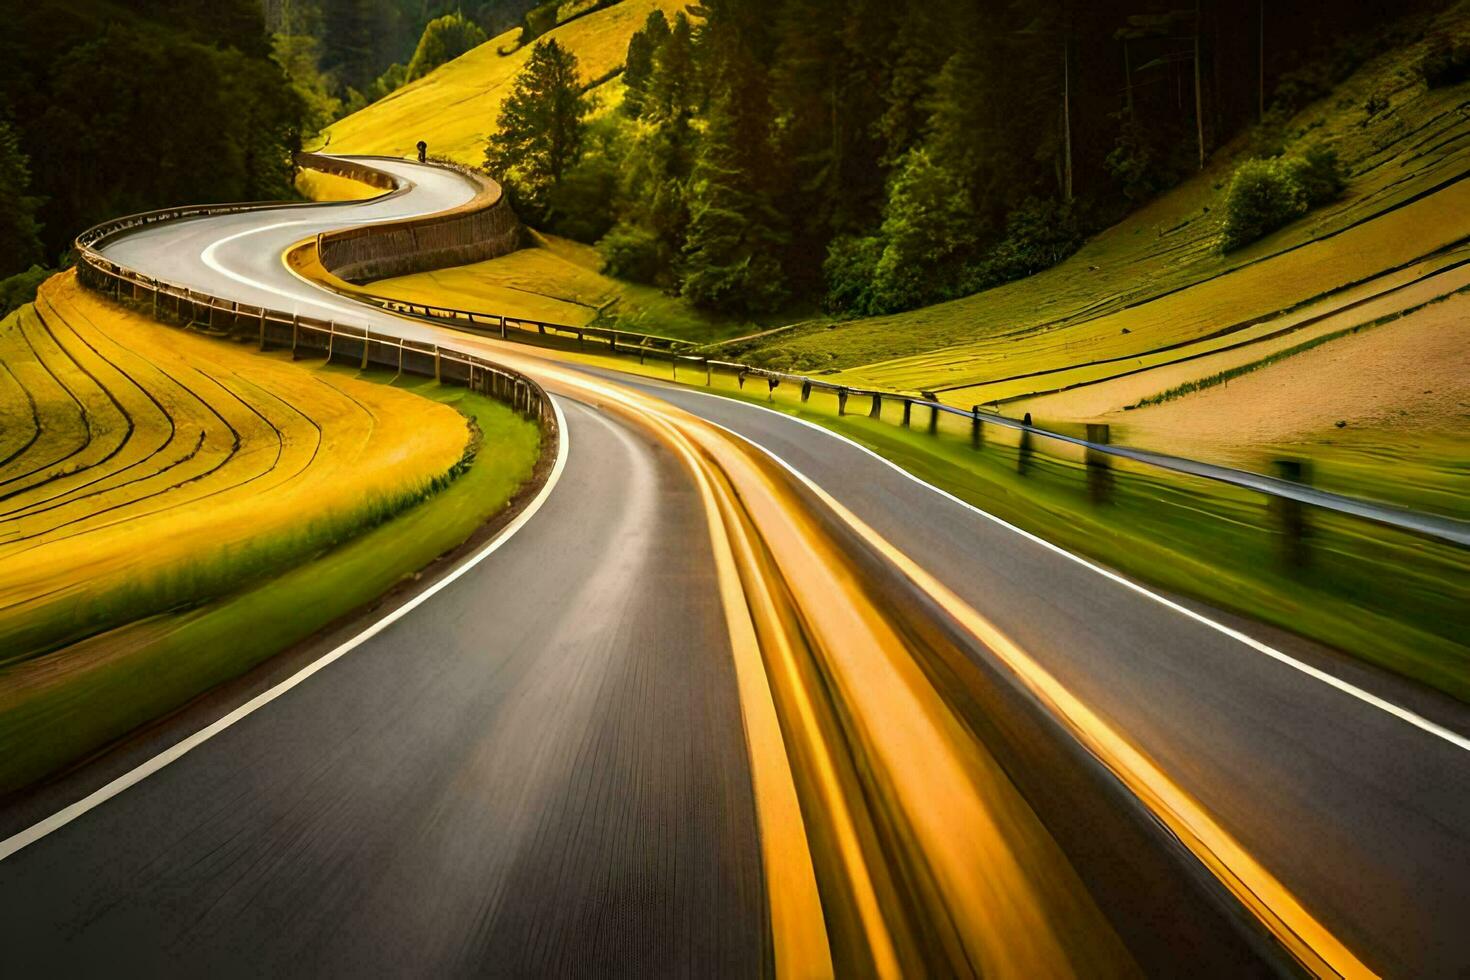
top-left (365, 231), bottom-right (758, 343)
top-left (0, 377), bottom-right (540, 794)
top-left (726, 385), bottom-right (1470, 703)
top-left (463, 336), bottom-right (1468, 701)
top-left (0, 275), bottom-right (472, 660)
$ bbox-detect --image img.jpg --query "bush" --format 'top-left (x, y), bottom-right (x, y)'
top-left (1220, 158), bottom-right (1308, 251)
top-left (598, 223), bottom-right (663, 284)
top-left (519, 2), bottom-right (560, 46)
top-left (1105, 118), bottom-right (1190, 205)
top-left (978, 198), bottom-right (1083, 285)
top-left (1419, 37), bottom-right (1470, 88)
top-left (546, 118), bottom-right (626, 242)
top-left (407, 12), bottom-right (487, 82)
top-left (868, 148), bottom-right (979, 313)
top-left (1220, 144), bottom-right (1344, 251)
top-left (1288, 144), bottom-right (1345, 205)
top-left (822, 235), bottom-right (882, 314)
top-left (0, 266), bottom-right (50, 318)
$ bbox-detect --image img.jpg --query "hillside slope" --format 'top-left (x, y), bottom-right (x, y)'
top-left (746, 8), bottom-right (1470, 393)
top-left (320, 0), bottom-right (683, 166)
top-left (0, 273), bottom-right (470, 659)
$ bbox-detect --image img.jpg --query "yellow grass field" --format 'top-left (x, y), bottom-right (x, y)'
top-left (366, 231), bottom-right (755, 342)
top-left (320, 0), bottom-right (683, 165)
top-left (295, 167), bottom-right (385, 202)
top-left (0, 272), bottom-right (471, 660)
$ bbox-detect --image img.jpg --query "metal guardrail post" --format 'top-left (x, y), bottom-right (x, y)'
top-left (326, 322), bottom-right (335, 362)
top-left (1086, 423), bottom-right (1113, 504)
top-left (434, 345), bottom-right (442, 383)
top-left (767, 377), bottom-right (778, 401)
top-left (705, 359), bottom-right (712, 386)
top-left (928, 403), bottom-right (939, 435)
top-left (801, 380), bottom-right (812, 403)
top-left (971, 406), bottom-right (983, 449)
top-left (837, 388), bottom-right (848, 416)
top-left (1270, 459), bottom-right (1313, 569)
top-left (1018, 424), bottom-right (1034, 475)
top-left (259, 309), bottom-right (267, 350)
top-left (361, 327), bottom-right (371, 370)
top-left (870, 393), bottom-right (882, 419)
top-left (902, 399), bottom-right (912, 427)
top-left (291, 315), bottom-right (300, 359)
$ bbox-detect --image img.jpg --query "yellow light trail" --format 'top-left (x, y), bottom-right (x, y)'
top-left (286, 244), bottom-right (1376, 977)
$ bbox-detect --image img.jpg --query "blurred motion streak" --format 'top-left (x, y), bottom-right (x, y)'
top-left (499, 354), bottom-right (1370, 978)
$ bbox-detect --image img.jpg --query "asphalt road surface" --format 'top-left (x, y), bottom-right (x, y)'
top-left (3, 157), bottom-right (1468, 977)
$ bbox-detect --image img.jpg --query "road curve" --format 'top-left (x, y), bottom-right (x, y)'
top-left (3, 157), bottom-right (1468, 977)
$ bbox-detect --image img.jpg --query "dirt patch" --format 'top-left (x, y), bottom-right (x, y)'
top-left (1113, 294), bottom-right (1470, 451)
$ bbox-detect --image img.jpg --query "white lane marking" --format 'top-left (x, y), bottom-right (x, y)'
top-left (0, 396), bottom-right (571, 861)
top-left (200, 221), bottom-right (375, 323)
top-left (677, 390), bottom-right (1470, 754)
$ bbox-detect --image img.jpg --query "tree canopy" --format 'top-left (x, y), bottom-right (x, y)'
top-left (406, 12), bottom-right (488, 83)
top-left (482, 0), bottom-right (1441, 318)
top-left (485, 39), bottom-right (593, 226)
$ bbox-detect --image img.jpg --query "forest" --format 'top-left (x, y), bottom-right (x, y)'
top-left (488, 0), bottom-right (1451, 317)
top-left (0, 0), bottom-right (301, 296)
top-left (1, 0), bottom-right (1460, 321)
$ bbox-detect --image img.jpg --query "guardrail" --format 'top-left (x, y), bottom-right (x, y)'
top-left (72, 229), bottom-right (558, 441)
top-left (78, 152), bottom-right (1470, 555)
top-left (294, 151), bottom-right (400, 192)
top-left (351, 290), bottom-right (700, 356)
top-left (355, 291), bottom-right (1470, 551)
top-left (312, 155), bottom-right (522, 283)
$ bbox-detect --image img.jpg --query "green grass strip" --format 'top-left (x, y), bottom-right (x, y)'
top-left (0, 377), bottom-right (540, 794)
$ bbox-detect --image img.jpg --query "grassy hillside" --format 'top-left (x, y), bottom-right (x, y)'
top-left (319, 0), bottom-right (683, 165)
top-left (0, 273), bottom-right (541, 790)
top-left (295, 168), bottom-right (387, 202)
top-left (367, 231), bottom-right (758, 342)
top-left (0, 273), bottom-right (469, 658)
top-left (719, 7), bottom-right (1470, 510)
top-left (741, 10), bottom-right (1470, 390)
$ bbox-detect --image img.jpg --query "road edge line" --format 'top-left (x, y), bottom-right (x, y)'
top-left (670, 387), bottom-right (1470, 755)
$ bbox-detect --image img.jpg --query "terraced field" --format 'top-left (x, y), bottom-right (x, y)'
top-left (771, 44), bottom-right (1470, 397)
top-left (0, 272), bottom-right (471, 661)
top-left (319, 0), bottom-right (682, 166)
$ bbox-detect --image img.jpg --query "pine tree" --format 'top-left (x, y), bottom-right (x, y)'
top-left (0, 119), bottom-right (43, 277)
top-left (874, 0), bottom-right (955, 169)
top-left (405, 12), bottom-right (487, 82)
top-left (646, 13), bottom-right (697, 130)
top-left (681, 36), bottom-right (787, 314)
top-left (485, 38), bottom-right (592, 225)
top-left (621, 9), bottom-right (671, 119)
top-left (768, 0), bottom-right (845, 284)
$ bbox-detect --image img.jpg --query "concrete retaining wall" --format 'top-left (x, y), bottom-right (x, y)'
top-left (303, 155), bottom-right (523, 284)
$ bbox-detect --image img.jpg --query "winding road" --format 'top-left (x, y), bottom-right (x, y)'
top-left (2, 158), bottom-right (1468, 978)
